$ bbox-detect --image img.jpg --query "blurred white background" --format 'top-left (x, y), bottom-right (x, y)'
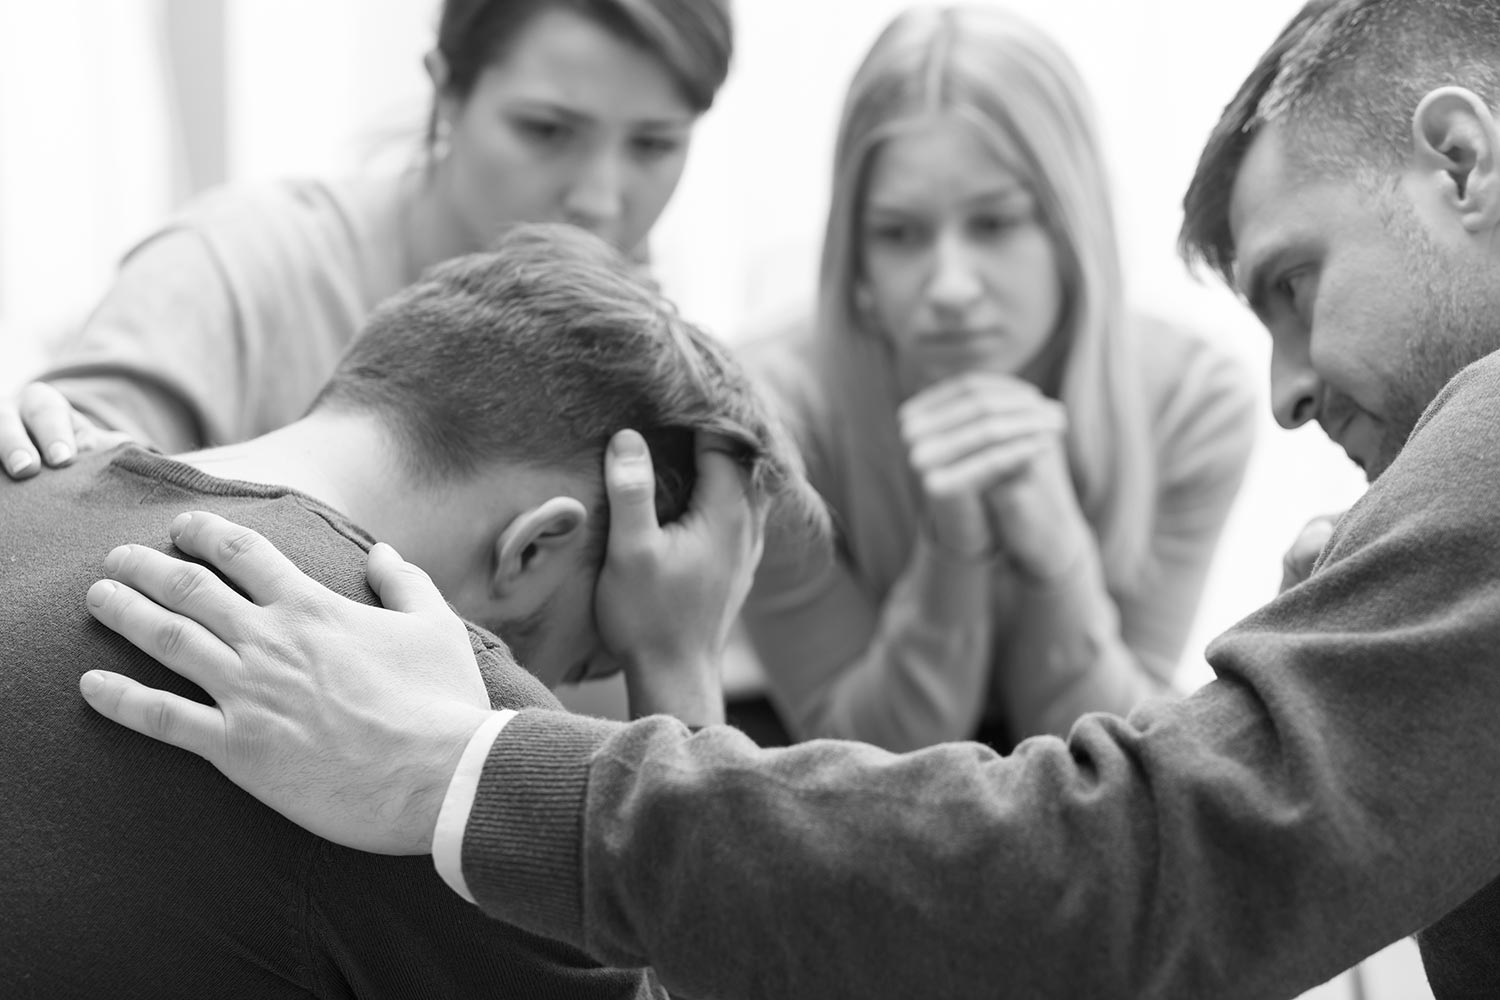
top-left (0, 3), bottom-right (1421, 995)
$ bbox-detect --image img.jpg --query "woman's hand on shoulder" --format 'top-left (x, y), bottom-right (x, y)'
top-left (1, 381), bottom-right (131, 479)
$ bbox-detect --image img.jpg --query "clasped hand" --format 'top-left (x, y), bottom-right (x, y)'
top-left (898, 371), bottom-right (1087, 578)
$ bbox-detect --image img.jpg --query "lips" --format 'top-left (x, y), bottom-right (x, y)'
top-left (918, 329), bottom-right (1000, 345)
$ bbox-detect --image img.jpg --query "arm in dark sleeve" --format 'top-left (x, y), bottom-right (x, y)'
top-left (460, 356), bottom-right (1500, 1000)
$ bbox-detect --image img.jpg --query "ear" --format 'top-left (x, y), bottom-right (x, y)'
top-left (491, 496), bottom-right (590, 600)
top-left (423, 49), bottom-right (451, 92)
top-left (1412, 86), bottom-right (1500, 233)
top-left (423, 49), bottom-right (460, 130)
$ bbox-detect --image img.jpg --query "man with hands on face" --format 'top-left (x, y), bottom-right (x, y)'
top-left (1, 223), bottom-right (819, 998)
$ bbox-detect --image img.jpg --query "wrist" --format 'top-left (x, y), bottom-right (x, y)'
top-left (1009, 524), bottom-right (1092, 587)
top-left (919, 519), bottom-right (997, 564)
top-left (621, 650), bottom-right (726, 725)
top-left (400, 702), bottom-right (497, 854)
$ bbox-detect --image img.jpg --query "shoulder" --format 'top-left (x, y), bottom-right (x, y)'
top-left (736, 312), bottom-right (823, 401)
top-left (133, 173), bottom-right (406, 279)
top-left (735, 313), bottom-right (836, 447)
top-left (1132, 313), bottom-right (1257, 425)
top-left (1421, 348), bottom-right (1500, 417)
top-left (463, 624), bottom-right (564, 713)
top-left (123, 172), bottom-right (411, 330)
top-left (1129, 313), bottom-right (1259, 485)
top-left (1402, 349), bottom-right (1500, 464)
top-left (1319, 348), bottom-right (1500, 580)
top-left (167, 174), bottom-right (400, 236)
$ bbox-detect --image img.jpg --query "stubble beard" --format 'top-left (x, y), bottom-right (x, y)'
top-left (1365, 216), bottom-right (1500, 480)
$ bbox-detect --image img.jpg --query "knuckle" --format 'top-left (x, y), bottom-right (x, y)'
top-left (145, 696), bottom-right (178, 742)
top-left (613, 475), bottom-right (655, 503)
top-left (400, 561), bottom-right (437, 591)
top-left (154, 617), bottom-right (191, 661)
top-left (217, 526), bottom-right (263, 563)
top-left (166, 563), bottom-right (210, 604)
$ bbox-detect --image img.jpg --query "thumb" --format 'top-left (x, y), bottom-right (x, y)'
top-left (1290, 515), bottom-right (1338, 563)
top-left (604, 429), bottom-right (660, 546)
top-left (367, 542), bottom-right (450, 615)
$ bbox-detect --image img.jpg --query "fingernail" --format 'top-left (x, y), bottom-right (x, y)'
top-left (79, 671), bottom-right (103, 696)
top-left (88, 581), bottom-right (117, 608)
top-left (612, 431), bottom-right (647, 459)
top-left (169, 512), bottom-right (192, 540)
top-left (6, 449), bottom-right (35, 474)
top-left (103, 546), bottom-right (127, 574)
top-left (46, 442), bottom-right (73, 466)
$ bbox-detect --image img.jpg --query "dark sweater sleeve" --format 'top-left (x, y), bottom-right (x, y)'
top-left (462, 355), bottom-right (1500, 999)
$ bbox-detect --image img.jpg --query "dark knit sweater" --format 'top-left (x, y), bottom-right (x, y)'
top-left (0, 447), bottom-right (661, 1000)
top-left (460, 349), bottom-right (1500, 999)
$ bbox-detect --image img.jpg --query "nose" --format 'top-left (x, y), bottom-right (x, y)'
top-left (563, 148), bottom-right (624, 237)
top-left (1269, 331), bottom-right (1321, 429)
top-left (925, 230), bottom-right (984, 316)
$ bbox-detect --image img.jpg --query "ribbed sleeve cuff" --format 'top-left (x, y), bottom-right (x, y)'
top-left (433, 710), bottom-right (515, 903)
top-left (461, 708), bottom-right (622, 948)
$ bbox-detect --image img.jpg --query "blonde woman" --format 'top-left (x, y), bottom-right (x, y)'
top-left (739, 4), bottom-right (1256, 751)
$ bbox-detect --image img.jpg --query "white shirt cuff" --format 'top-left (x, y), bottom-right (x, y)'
top-left (433, 709), bottom-right (516, 903)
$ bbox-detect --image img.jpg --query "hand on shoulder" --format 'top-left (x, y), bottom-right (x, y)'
top-left (1, 381), bottom-right (131, 478)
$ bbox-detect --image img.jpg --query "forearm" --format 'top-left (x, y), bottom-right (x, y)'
top-left (996, 544), bottom-right (1167, 740)
top-left (789, 540), bottom-right (994, 750)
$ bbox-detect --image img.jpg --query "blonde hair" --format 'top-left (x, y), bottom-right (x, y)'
top-left (819, 4), bottom-right (1153, 587)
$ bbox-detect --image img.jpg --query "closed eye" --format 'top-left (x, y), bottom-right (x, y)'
top-left (631, 133), bottom-right (684, 160)
top-left (515, 117), bottom-right (573, 146)
top-left (1275, 267), bottom-right (1316, 321)
top-left (866, 219), bottom-right (928, 248)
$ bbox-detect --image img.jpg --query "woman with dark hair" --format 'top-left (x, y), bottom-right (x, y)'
top-left (1, 0), bottom-right (731, 466)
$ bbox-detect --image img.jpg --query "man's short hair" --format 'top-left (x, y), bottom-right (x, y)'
top-left (313, 223), bottom-right (825, 559)
top-left (1180, 0), bottom-right (1500, 285)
